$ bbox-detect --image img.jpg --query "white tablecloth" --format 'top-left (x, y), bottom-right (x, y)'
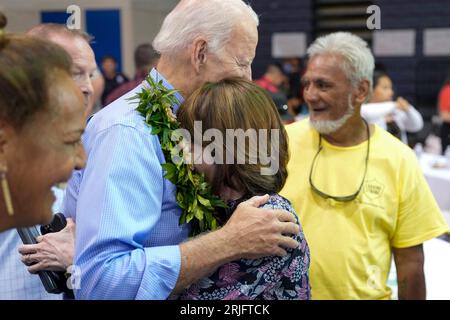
top-left (419, 153), bottom-right (450, 212)
top-left (385, 153), bottom-right (450, 299)
top-left (424, 238), bottom-right (450, 300)
top-left (388, 238), bottom-right (450, 300)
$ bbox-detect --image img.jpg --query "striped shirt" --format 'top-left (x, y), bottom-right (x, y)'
top-left (0, 188), bottom-right (65, 300)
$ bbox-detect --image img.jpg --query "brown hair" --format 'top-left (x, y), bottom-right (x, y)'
top-left (177, 78), bottom-right (289, 196)
top-left (134, 43), bottom-right (159, 70)
top-left (0, 33), bottom-right (72, 129)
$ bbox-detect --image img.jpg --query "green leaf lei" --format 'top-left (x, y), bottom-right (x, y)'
top-left (131, 75), bottom-right (227, 236)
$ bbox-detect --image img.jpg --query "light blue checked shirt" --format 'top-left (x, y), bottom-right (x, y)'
top-left (63, 69), bottom-right (189, 300)
top-left (0, 188), bottom-right (65, 300)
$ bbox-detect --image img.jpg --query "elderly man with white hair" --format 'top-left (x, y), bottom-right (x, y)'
top-left (281, 32), bottom-right (448, 300)
top-left (56, 0), bottom-right (300, 300)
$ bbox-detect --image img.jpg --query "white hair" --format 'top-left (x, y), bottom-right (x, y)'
top-left (153, 0), bottom-right (259, 56)
top-left (310, 93), bottom-right (354, 134)
top-left (307, 32), bottom-right (375, 99)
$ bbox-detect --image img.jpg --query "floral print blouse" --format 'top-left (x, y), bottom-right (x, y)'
top-left (179, 194), bottom-right (311, 300)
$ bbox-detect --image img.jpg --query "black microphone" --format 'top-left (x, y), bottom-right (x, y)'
top-left (16, 213), bottom-right (74, 298)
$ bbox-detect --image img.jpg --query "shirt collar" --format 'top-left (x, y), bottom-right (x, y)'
top-left (146, 68), bottom-right (184, 114)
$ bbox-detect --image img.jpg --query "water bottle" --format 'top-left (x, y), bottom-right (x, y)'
top-left (414, 143), bottom-right (423, 159)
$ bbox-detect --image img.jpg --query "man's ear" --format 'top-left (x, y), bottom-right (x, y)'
top-left (191, 37), bottom-right (208, 74)
top-left (354, 79), bottom-right (370, 105)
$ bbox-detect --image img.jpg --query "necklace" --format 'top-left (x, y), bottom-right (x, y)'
top-left (131, 75), bottom-right (226, 236)
top-left (309, 119), bottom-right (370, 202)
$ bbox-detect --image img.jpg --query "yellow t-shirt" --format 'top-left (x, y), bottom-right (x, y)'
top-left (280, 119), bottom-right (449, 300)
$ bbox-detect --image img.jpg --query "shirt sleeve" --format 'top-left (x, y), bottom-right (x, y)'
top-left (394, 106), bottom-right (424, 133)
top-left (391, 154), bottom-right (449, 248)
top-left (361, 102), bottom-right (397, 124)
top-left (72, 124), bottom-right (181, 300)
top-left (255, 197), bottom-right (311, 300)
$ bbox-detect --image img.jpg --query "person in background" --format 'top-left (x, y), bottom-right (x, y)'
top-left (255, 63), bottom-right (287, 94)
top-left (437, 71), bottom-right (450, 154)
top-left (282, 57), bottom-right (305, 118)
top-left (100, 55), bottom-right (129, 106)
top-left (281, 32), bottom-right (448, 300)
top-left (28, 24), bottom-right (97, 115)
top-left (361, 71), bottom-right (423, 145)
top-left (177, 78), bottom-right (310, 300)
top-left (254, 63), bottom-right (293, 123)
top-left (105, 44), bottom-right (159, 105)
top-left (2, 23), bottom-right (96, 300)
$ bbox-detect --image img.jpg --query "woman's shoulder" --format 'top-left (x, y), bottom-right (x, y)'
top-left (260, 194), bottom-right (297, 217)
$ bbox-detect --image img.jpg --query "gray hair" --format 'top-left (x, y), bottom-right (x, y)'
top-left (27, 23), bottom-right (93, 43)
top-left (307, 32), bottom-right (375, 98)
top-left (153, 0), bottom-right (259, 57)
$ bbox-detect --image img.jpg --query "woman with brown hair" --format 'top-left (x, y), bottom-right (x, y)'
top-left (176, 78), bottom-right (310, 300)
top-left (0, 20), bottom-right (87, 231)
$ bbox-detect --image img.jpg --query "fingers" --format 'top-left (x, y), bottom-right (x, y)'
top-left (66, 218), bottom-right (74, 228)
top-left (280, 221), bottom-right (300, 236)
top-left (21, 253), bottom-right (63, 273)
top-left (272, 247), bottom-right (288, 257)
top-left (18, 244), bottom-right (39, 255)
top-left (278, 235), bottom-right (300, 251)
top-left (244, 194), bottom-right (270, 208)
top-left (275, 210), bottom-right (298, 224)
top-left (21, 253), bottom-right (38, 267)
top-left (66, 218), bottom-right (75, 229)
top-left (262, 235), bottom-right (298, 257)
top-left (396, 97), bottom-right (409, 110)
top-left (27, 261), bottom-right (46, 274)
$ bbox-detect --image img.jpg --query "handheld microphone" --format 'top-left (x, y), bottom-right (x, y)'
top-left (17, 213), bottom-right (74, 298)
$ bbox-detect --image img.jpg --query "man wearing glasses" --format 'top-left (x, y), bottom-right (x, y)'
top-left (281, 32), bottom-right (449, 300)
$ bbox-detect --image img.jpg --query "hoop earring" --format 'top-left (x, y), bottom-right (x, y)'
top-left (1, 172), bottom-right (14, 216)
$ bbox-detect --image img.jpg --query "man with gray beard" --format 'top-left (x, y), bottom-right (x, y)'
top-left (280, 32), bottom-right (448, 300)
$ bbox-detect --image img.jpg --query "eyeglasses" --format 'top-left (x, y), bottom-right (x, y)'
top-left (309, 119), bottom-right (370, 202)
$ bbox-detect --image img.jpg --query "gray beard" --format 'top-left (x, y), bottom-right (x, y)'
top-left (310, 94), bottom-right (354, 135)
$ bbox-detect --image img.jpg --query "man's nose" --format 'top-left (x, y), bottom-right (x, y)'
top-left (304, 85), bottom-right (319, 103)
top-left (80, 77), bottom-right (94, 98)
top-left (78, 78), bottom-right (93, 109)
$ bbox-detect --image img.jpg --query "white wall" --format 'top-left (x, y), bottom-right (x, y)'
top-left (132, 9), bottom-right (166, 55)
top-left (0, 0), bottom-right (178, 76)
top-left (130, 0), bottom-right (178, 74)
top-left (1, 8), bottom-right (40, 33)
